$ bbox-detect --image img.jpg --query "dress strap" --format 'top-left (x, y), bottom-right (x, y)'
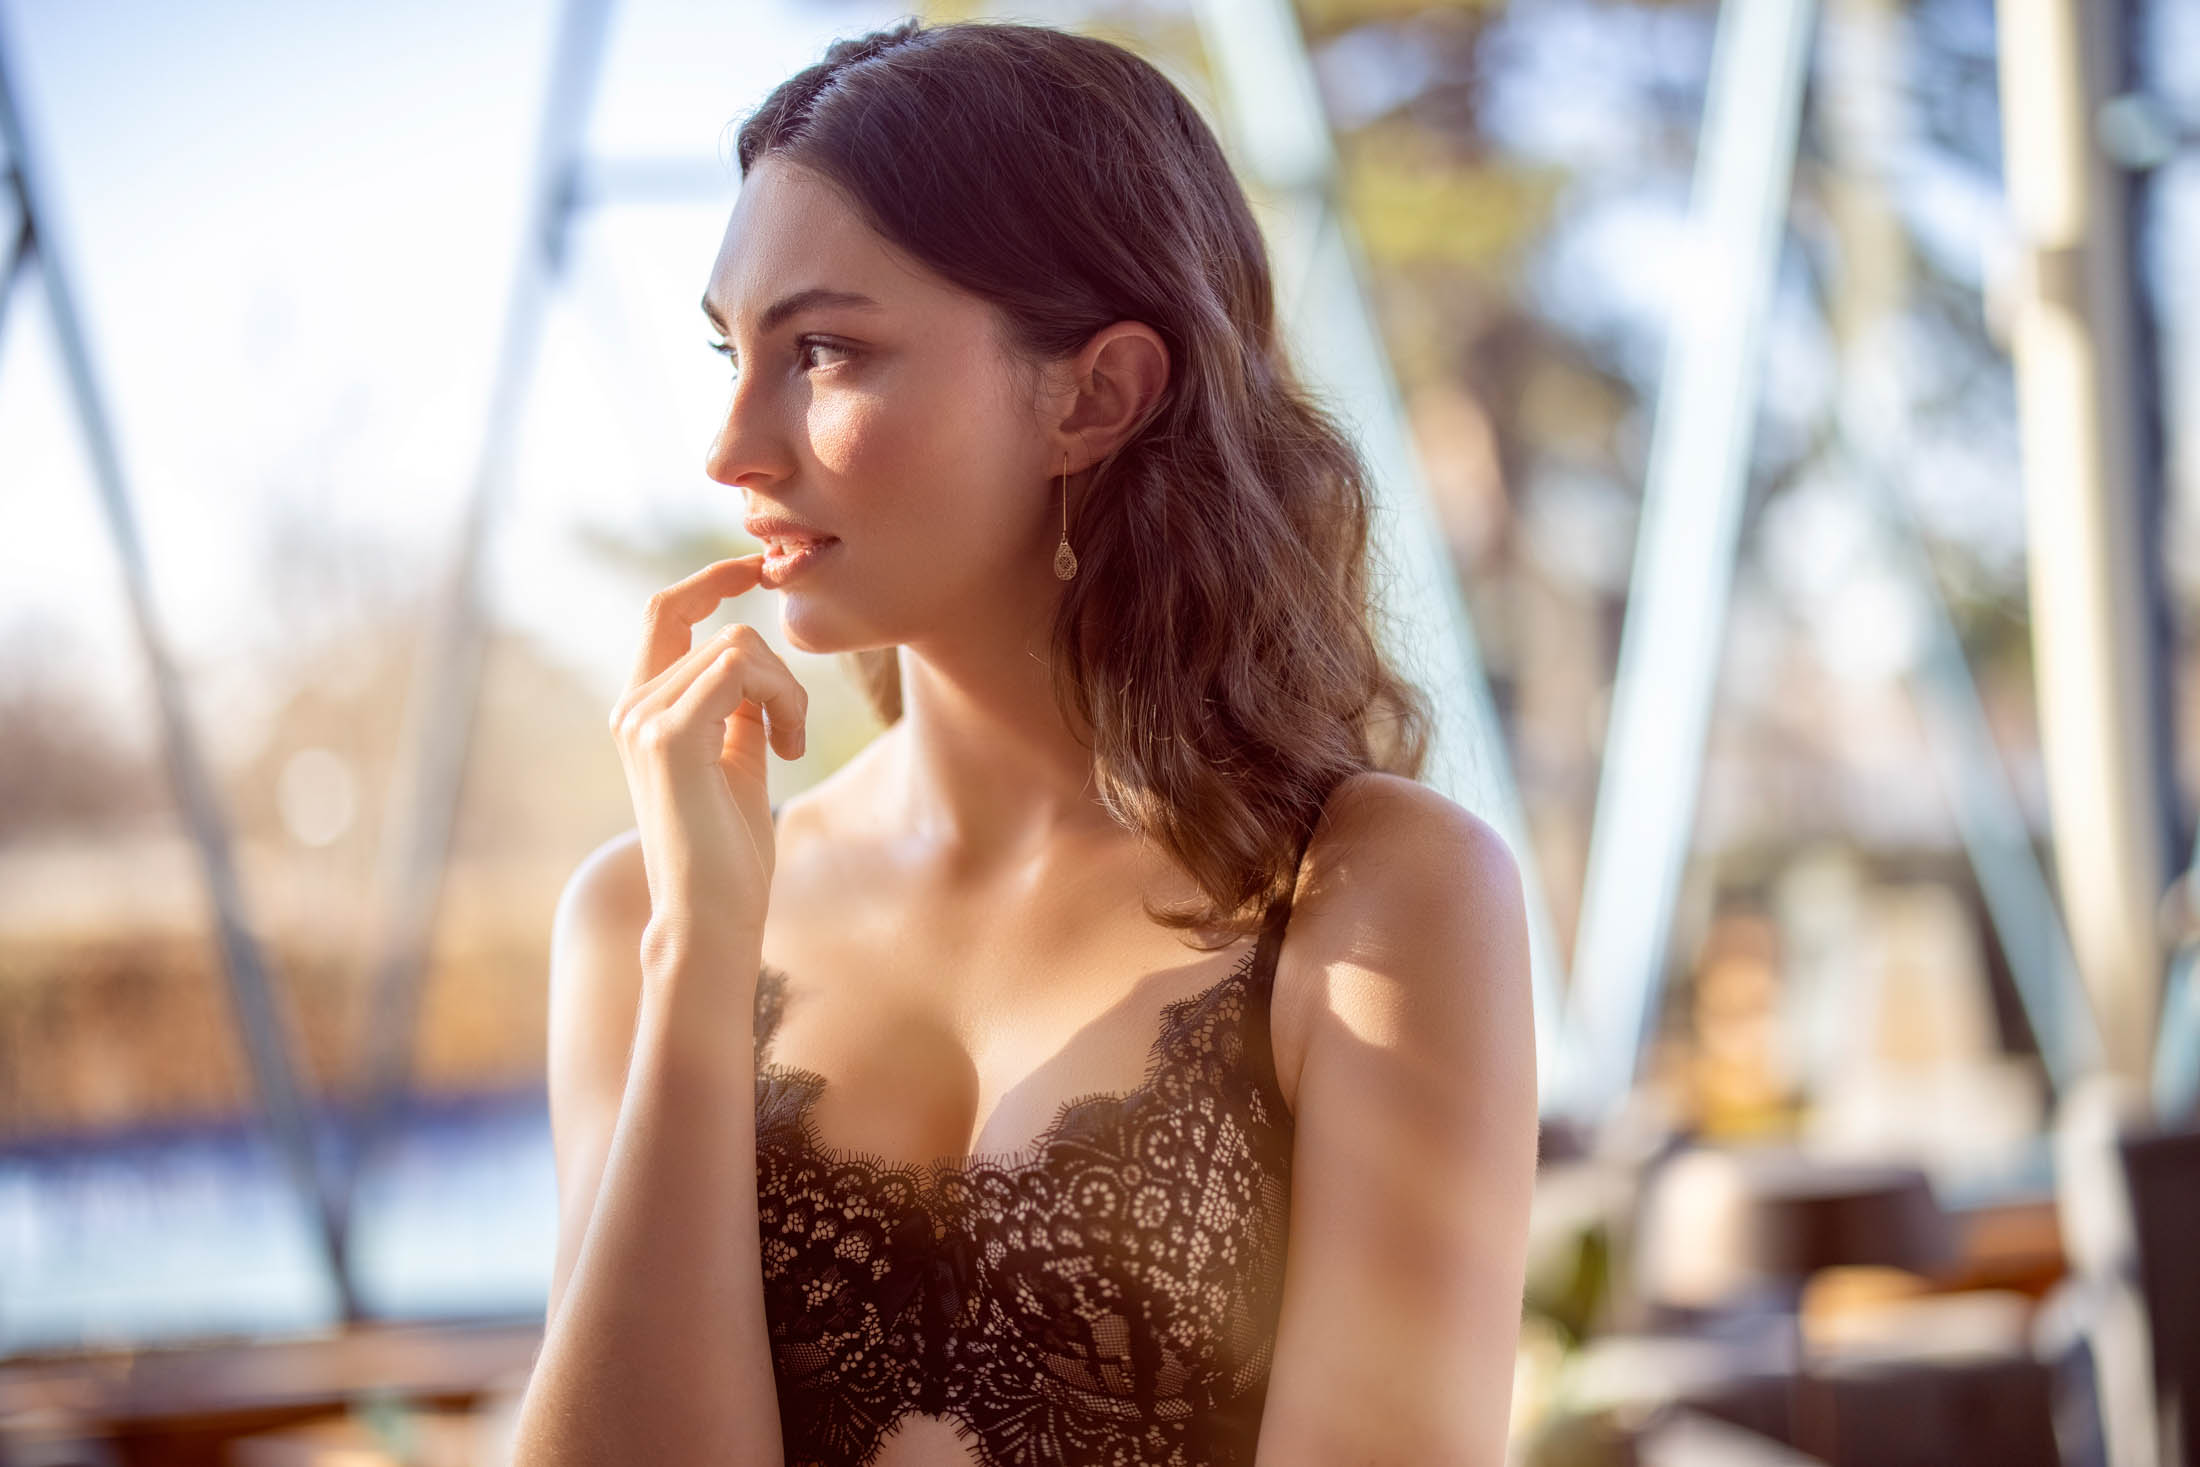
top-left (1252, 815), bottom-right (1319, 982)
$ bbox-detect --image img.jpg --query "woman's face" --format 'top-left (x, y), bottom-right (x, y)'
top-left (701, 155), bottom-right (1062, 654)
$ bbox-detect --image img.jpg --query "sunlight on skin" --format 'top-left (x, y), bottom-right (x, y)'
top-left (1258, 783), bottom-right (1539, 1466)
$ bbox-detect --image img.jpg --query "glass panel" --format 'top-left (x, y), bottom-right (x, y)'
top-left (0, 0), bottom-right (903, 1351)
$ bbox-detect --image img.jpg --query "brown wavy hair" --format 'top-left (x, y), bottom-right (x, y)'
top-left (735, 17), bottom-right (1433, 947)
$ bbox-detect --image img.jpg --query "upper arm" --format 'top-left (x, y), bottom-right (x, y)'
top-left (543, 826), bottom-right (651, 1328)
top-left (1256, 777), bottom-right (1540, 1467)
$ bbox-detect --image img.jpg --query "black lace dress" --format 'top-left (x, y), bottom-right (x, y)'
top-left (749, 807), bottom-right (1309, 1467)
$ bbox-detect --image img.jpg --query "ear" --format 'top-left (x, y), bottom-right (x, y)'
top-left (1052, 321), bottom-right (1170, 470)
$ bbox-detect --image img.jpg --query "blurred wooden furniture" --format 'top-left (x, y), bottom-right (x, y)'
top-left (0, 1316), bottom-right (539, 1467)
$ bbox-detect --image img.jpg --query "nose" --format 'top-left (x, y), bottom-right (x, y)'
top-left (703, 378), bottom-right (794, 490)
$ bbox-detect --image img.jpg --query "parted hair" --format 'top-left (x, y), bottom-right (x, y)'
top-left (734, 16), bottom-right (1433, 946)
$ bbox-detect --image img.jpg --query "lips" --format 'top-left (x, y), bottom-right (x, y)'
top-left (758, 535), bottom-right (840, 587)
top-left (744, 513), bottom-right (838, 550)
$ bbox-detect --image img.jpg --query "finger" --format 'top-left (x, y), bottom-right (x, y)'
top-left (623, 554), bottom-right (766, 691)
top-left (616, 612), bottom-right (755, 728)
top-left (662, 647), bottom-right (804, 878)
top-left (618, 623), bottom-right (807, 763)
top-left (662, 634), bottom-right (810, 773)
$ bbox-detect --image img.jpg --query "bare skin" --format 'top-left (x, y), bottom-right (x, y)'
top-left (523, 152), bottom-right (1540, 1466)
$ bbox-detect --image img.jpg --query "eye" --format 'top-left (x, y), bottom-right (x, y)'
top-left (798, 337), bottom-right (854, 371)
top-left (708, 336), bottom-right (854, 377)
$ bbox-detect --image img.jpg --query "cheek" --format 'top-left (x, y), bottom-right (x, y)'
top-left (807, 375), bottom-right (1031, 554)
top-left (805, 392), bottom-right (947, 536)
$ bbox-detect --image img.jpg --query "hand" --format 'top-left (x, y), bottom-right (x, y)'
top-left (609, 554), bottom-right (805, 980)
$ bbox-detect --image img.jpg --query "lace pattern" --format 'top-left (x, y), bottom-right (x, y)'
top-left (749, 896), bottom-right (1298, 1467)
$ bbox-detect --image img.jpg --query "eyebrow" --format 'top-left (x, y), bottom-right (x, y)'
top-left (699, 287), bottom-right (884, 337)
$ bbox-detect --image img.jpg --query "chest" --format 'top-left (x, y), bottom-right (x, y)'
top-left (756, 937), bottom-right (1274, 1165)
top-left (753, 819), bottom-right (1313, 1158)
top-left (747, 948), bottom-right (1294, 1466)
top-left (745, 804), bottom-right (1306, 1464)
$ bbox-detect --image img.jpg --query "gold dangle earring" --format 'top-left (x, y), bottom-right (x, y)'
top-left (1053, 450), bottom-right (1079, 581)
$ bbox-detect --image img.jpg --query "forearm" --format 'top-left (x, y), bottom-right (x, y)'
top-left (513, 956), bottom-right (784, 1464)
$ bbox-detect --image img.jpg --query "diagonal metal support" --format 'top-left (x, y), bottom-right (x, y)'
top-left (1549, 0), bottom-right (1820, 1126)
top-left (1834, 415), bottom-right (2104, 1096)
top-left (338, 0), bottom-right (621, 1228)
top-left (1806, 0), bottom-right (2101, 1104)
top-left (1558, 0), bottom-right (2111, 1125)
top-left (0, 11), bottom-right (361, 1317)
top-left (0, 171), bottom-right (29, 344)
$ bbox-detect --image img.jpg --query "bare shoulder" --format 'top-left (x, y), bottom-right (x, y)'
top-left (1286, 771), bottom-right (1525, 950)
top-left (1254, 774), bottom-right (1538, 1462)
top-left (1270, 771), bottom-right (1531, 1113)
top-left (539, 828), bottom-right (650, 1315)
top-left (1299, 771), bottom-right (1517, 890)
top-left (555, 827), bottom-right (650, 945)
top-left (546, 829), bottom-right (652, 1125)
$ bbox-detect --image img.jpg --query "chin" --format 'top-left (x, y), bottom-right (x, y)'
top-left (777, 607), bottom-right (847, 656)
top-left (775, 595), bottom-right (888, 658)
top-left (773, 559), bottom-right (980, 656)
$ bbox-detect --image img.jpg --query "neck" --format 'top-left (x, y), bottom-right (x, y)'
top-left (885, 594), bottom-right (1120, 866)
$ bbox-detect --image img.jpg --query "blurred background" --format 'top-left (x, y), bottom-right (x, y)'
top-left (0, 0), bottom-right (2195, 1461)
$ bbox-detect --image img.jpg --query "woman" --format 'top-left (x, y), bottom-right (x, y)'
top-left (512, 17), bottom-right (1537, 1467)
